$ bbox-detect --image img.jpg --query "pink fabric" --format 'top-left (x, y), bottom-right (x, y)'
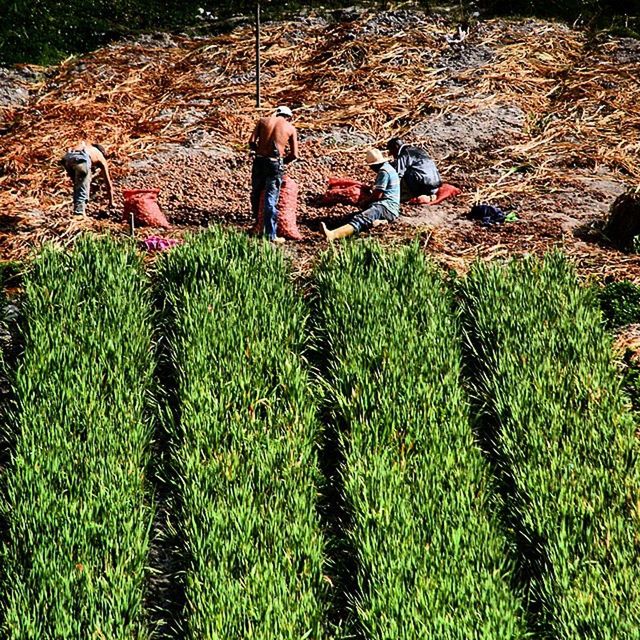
top-left (142, 236), bottom-right (181, 251)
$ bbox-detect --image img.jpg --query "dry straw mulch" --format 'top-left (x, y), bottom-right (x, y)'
top-left (0, 10), bottom-right (639, 272)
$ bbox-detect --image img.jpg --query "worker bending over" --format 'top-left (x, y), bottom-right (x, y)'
top-left (387, 137), bottom-right (441, 202)
top-left (61, 141), bottom-right (114, 216)
top-left (322, 148), bottom-right (400, 241)
top-left (249, 105), bottom-right (299, 243)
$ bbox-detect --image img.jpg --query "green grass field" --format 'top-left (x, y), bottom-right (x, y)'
top-left (0, 231), bottom-right (638, 639)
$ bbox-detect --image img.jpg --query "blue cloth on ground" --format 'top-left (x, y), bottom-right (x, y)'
top-left (470, 203), bottom-right (506, 226)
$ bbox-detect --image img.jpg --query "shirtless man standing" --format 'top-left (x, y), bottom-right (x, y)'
top-left (248, 105), bottom-right (299, 242)
top-left (61, 141), bottom-right (114, 215)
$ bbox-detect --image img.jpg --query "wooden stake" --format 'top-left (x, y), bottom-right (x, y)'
top-left (256, 1), bottom-right (261, 108)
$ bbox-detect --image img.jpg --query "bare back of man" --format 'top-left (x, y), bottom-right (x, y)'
top-left (70, 140), bottom-right (113, 206)
top-left (62, 140), bottom-right (113, 213)
top-left (250, 116), bottom-right (298, 162)
top-left (70, 141), bottom-right (107, 168)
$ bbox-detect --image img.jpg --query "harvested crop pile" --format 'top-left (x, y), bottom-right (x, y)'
top-left (0, 9), bottom-right (639, 278)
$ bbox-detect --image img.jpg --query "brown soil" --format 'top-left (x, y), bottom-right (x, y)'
top-left (1, 9), bottom-right (639, 281)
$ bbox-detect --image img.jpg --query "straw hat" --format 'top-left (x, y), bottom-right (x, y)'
top-left (365, 148), bottom-right (387, 165)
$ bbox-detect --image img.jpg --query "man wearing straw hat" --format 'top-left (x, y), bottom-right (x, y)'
top-left (248, 105), bottom-right (299, 244)
top-left (322, 148), bottom-right (400, 241)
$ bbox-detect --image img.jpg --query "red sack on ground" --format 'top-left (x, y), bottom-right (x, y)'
top-left (320, 177), bottom-right (372, 207)
top-left (253, 176), bottom-right (303, 240)
top-left (406, 183), bottom-right (462, 206)
top-left (123, 189), bottom-right (170, 228)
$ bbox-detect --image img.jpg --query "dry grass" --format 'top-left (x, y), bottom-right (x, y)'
top-left (0, 10), bottom-right (639, 274)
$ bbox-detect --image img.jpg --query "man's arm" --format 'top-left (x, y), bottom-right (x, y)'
top-left (395, 149), bottom-right (409, 179)
top-left (359, 188), bottom-right (386, 208)
top-left (371, 167), bottom-right (390, 200)
top-left (359, 169), bottom-right (387, 206)
top-left (248, 121), bottom-right (260, 151)
top-left (94, 152), bottom-right (114, 206)
top-left (284, 127), bottom-right (299, 164)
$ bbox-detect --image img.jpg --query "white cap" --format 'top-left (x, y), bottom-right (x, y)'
top-left (274, 105), bottom-right (293, 118)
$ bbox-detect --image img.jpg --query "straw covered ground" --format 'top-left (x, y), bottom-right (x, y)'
top-left (1, 7), bottom-right (639, 279)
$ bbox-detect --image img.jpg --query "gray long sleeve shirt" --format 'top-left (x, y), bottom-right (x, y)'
top-left (393, 145), bottom-right (441, 188)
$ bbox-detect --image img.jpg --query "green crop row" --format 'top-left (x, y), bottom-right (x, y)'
top-left (2, 235), bottom-right (638, 638)
top-left (156, 229), bottom-right (328, 639)
top-left (462, 253), bottom-right (640, 638)
top-left (1, 238), bottom-right (155, 639)
top-left (314, 242), bottom-right (527, 639)
top-left (0, 270), bottom-right (6, 375)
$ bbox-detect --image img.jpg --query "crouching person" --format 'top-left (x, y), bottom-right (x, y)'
top-left (61, 141), bottom-right (114, 215)
top-left (321, 149), bottom-right (400, 241)
top-left (387, 137), bottom-right (441, 202)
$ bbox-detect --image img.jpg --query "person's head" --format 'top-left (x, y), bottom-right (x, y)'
top-left (365, 148), bottom-right (387, 172)
top-left (274, 105), bottom-right (293, 120)
top-left (386, 137), bottom-right (403, 158)
top-left (93, 143), bottom-right (108, 158)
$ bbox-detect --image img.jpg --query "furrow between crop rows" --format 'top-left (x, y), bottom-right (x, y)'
top-left (157, 229), bottom-right (328, 639)
top-left (0, 272), bottom-right (12, 630)
top-left (1, 238), bottom-right (155, 639)
top-left (314, 242), bottom-right (527, 639)
top-left (462, 253), bottom-right (640, 638)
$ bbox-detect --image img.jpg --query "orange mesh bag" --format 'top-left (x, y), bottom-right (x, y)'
top-left (406, 183), bottom-right (462, 206)
top-left (253, 176), bottom-right (303, 240)
top-left (320, 177), bottom-right (372, 207)
top-left (123, 189), bottom-right (170, 228)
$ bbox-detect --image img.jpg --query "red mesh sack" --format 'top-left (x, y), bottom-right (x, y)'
top-left (253, 176), bottom-right (303, 240)
top-left (320, 177), bottom-right (372, 207)
top-left (123, 189), bottom-right (170, 228)
top-left (406, 183), bottom-right (462, 206)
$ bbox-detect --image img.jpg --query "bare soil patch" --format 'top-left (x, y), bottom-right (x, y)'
top-left (0, 9), bottom-right (639, 280)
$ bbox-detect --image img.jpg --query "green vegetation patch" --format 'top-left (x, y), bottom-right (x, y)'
top-left (314, 242), bottom-right (526, 639)
top-left (598, 279), bottom-right (640, 329)
top-left (1, 237), bottom-right (155, 638)
top-left (462, 253), bottom-right (640, 638)
top-left (157, 228), bottom-right (328, 639)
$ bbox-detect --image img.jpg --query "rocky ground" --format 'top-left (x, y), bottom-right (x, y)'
top-left (1, 8), bottom-right (639, 280)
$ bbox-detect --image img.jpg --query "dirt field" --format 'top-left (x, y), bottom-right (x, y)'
top-left (1, 8), bottom-right (639, 280)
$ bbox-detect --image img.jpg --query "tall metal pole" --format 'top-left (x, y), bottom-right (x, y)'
top-left (255, 1), bottom-right (261, 108)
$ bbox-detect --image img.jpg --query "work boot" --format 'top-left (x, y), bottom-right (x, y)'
top-left (270, 236), bottom-right (286, 245)
top-left (321, 222), bottom-right (356, 242)
top-left (371, 219), bottom-right (388, 228)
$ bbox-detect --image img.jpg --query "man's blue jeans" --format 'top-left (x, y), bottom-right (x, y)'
top-left (251, 157), bottom-right (284, 240)
top-left (349, 202), bottom-right (398, 233)
top-left (63, 150), bottom-right (92, 214)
